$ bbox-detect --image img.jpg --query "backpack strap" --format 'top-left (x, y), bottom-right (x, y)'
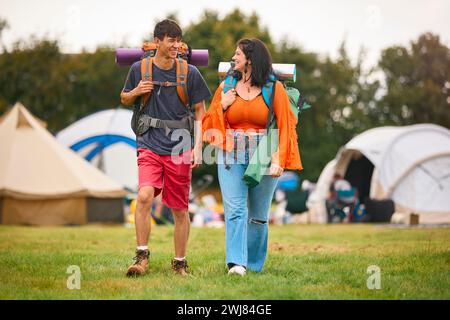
top-left (176, 57), bottom-right (190, 107)
top-left (223, 62), bottom-right (238, 94)
top-left (140, 57), bottom-right (191, 109)
top-left (262, 77), bottom-right (277, 129)
top-left (223, 74), bottom-right (237, 94)
top-left (140, 56), bottom-right (153, 108)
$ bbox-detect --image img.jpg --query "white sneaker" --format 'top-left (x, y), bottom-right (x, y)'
top-left (228, 265), bottom-right (246, 276)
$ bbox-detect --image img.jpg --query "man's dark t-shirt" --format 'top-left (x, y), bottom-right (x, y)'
top-left (123, 61), bottom-right (211, 155)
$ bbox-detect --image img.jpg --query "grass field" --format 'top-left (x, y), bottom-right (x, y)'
top-left (0, 224), bottom-right (449, 300)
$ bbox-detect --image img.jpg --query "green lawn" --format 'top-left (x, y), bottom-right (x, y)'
top-left (0, 224), bottom-right (449, 299)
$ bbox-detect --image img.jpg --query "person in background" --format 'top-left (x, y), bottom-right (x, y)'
top-left (327, 173), bottom-right (356, 222)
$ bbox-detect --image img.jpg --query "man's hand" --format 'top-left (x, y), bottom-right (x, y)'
top-left (191, 145), bottom-right (202, 169)
top-left (133, 80), bottom-right (153, 96)
top-left (269, 163), bottom-right (284, 177)
top-left (191, 101), bottom-right (206, 169)
top-left (120, 81), bottom-right (154, 106)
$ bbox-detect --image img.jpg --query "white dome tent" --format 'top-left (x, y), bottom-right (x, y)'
top-left (307, 124), bottom-right (450, 224)
top-left (56, 108), bottom-right (138, 192)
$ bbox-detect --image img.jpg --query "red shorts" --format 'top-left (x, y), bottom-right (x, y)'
top-left (137, 148), bottom-right (192, 210)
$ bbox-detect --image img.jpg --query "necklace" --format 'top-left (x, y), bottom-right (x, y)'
top-left (241, 83), bottom-right (251, 94)
top-left (243, 75), bottom-right (252, 93)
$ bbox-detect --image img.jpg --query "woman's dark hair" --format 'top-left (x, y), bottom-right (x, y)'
top-left (154, 19), bottom-right (182, 40)
top-left (236, 38), bottom-right (273, 87)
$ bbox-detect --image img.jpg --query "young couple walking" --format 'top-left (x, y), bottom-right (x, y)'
top-left (120, 19), bottom-right (302, 277)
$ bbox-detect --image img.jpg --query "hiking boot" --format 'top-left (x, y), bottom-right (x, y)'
top-left (126, 249), bottom-right (149, 277)
top-left (172, 258), bottom-right (189, 276)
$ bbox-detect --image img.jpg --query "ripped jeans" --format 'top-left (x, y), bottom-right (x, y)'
top-left (217, 132), bottom-right (279, 272)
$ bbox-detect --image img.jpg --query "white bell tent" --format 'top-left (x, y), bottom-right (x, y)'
top-left (0, 103), bottom-right (127, 225)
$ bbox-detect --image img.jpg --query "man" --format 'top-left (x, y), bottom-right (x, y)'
top-left (120, 19), bottom-right (211, 277)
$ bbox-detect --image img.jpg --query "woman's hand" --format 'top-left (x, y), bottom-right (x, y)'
top-left (269, 163), bottom-right (284, 177)
top-left (220, 89), bottom-right (237, 111)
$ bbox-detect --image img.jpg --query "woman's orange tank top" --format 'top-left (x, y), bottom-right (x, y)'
top-left (225, 94), bottom-right (268, 132)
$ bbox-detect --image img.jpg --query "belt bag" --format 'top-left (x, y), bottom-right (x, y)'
top-left (131, 106), bottom-right (194, 136)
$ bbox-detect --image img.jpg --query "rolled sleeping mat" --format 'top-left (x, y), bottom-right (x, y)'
top-left (116, 48), bottom-right (209, 67)
top-left (218, 62), bottom-right (297, 82)
top-left (189, 49), bottom-right (209, 66)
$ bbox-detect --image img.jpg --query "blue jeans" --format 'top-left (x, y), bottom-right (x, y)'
top-left (217, 140), bottom-right (279, 272)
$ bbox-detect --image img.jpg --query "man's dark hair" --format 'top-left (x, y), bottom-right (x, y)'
top-left (236, 38), bottom-right (273, 87)
top-left (154, 19), bottom-right (182, 40)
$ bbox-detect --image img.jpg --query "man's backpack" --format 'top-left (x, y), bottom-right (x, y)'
top-left (131, 41), bottom-right (193, 137)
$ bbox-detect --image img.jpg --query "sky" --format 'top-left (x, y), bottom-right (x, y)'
top-left (1, 0), bottom-right (449, 68)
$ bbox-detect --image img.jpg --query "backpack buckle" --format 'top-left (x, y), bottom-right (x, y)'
top-left (149, 118), bottom-right (162, 128)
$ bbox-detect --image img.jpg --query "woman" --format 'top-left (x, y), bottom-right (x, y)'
top-left (202, 38), bottom-right (302, 275)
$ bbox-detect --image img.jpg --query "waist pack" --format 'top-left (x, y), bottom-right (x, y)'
top-left (132, 111), bottom-right (194, 136)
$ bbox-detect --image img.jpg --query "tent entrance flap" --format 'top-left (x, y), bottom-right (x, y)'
top-left (344, 155), bottom-right (374, 203)
top-left (86, 197), bottom-right (124, 223)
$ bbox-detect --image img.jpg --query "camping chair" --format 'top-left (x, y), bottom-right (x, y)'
top-left (327, 188), bottom-right (359, 223)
